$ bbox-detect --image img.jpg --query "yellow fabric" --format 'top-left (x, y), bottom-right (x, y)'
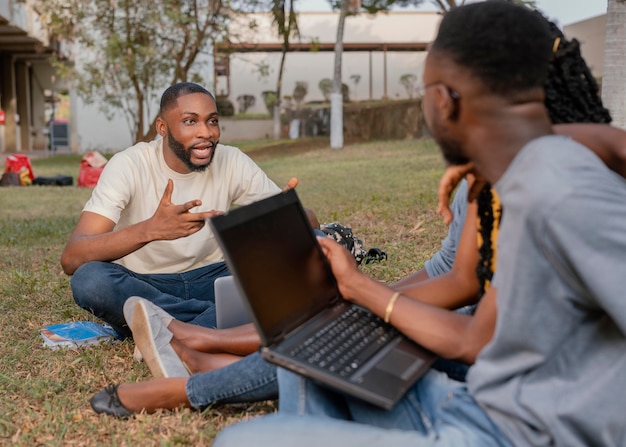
top-left (476, 189), bottom-right (501, 291)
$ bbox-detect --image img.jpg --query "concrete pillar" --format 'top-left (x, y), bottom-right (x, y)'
top-left (30, 63), bottom-right (48, 151)
top-left (0, 54), bottom-right (18, 152)
top-left (15, 61), bottom-right (32, 151)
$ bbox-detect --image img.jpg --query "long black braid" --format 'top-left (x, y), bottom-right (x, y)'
top-left (544, 20), bottom-right (612, 125)
top-left (474, 14), bottom-right (612, 298)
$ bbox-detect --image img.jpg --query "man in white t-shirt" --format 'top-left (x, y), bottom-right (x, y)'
top-left (61, 82), bottom-right (289, 338)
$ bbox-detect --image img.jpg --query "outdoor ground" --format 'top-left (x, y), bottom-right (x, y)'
top-left (0, 137), bottom-right (449, 446)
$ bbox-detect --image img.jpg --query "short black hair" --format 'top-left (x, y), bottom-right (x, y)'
top-left (431, 1), bottom-right (553, 96)
top-left (159, 82), bottom-right (215, 115)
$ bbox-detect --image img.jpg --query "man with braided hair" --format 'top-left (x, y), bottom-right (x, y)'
top-left (214, 2), bottom-right (626, 446)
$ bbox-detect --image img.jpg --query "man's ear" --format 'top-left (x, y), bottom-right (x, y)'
top-left (434, 84), bottom-right (460, 122)
top-left (156, 117), bottom-right (166, 137)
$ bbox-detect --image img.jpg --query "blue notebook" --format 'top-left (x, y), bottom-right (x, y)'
top-left (41, 321), bottom-right (119, 349)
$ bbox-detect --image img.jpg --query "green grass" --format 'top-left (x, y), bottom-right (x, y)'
top-left (0, 138), bottom-right (448, 446)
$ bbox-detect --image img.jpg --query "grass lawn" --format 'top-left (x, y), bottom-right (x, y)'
top-left (0, 137), bottom-right (449, 446)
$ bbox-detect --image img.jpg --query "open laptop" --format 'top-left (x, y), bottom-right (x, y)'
top-left (215, 275), bottom-right (252, 329)
top-left (210, 189), bottom-right (436, 410)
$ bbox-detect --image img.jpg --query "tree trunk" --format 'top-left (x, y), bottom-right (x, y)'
top-left (602, 0), bottom-right (626, 129)
top-left (272, 0), bottom-right (297, 140)
top-left (274, 46), bottom-right (288, 139)
top-left (330, 0), bottom-right (349, 150)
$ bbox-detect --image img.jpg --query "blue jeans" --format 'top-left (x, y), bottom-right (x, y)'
top-left (71, 261), bottom-right (230, 337)
top-left (214, 369), bottom-right (514, 447)
top-left (186, 352), bottom-right (277, 409)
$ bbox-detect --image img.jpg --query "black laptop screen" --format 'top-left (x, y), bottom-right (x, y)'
top-left (210, 190), bottom-right (340, 343)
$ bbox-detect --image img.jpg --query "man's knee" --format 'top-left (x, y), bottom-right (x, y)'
top-left (70, 262), bottom-right (118, 307)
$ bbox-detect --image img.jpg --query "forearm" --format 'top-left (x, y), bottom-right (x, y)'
top-left (60, 220), bottom-right (154, 275)
top-left (389, 294), bottom-right (482, 363)
top-left (342, 273), bottom-right (484, 363)
top-left (394, 268), bottom-right (479, 309)
top-left (391, 268), bottom-right (430, 291)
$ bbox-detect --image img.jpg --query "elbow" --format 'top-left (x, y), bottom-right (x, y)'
top-left (60, 251), bottom-right (78, 276)
top-left (455, 339), bottom-right (484, 365)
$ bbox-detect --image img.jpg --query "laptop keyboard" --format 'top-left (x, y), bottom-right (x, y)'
top-left (290, 306), bottom-right (398, 377)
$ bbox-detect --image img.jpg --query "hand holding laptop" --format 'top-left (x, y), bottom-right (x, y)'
top-left (210, 189), bottom-right (435, 410)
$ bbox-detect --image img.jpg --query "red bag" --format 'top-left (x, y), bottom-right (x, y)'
top-left (77, 151), bottom-right (107, 187)
top-left (4, 154), bottom-right (34, 184)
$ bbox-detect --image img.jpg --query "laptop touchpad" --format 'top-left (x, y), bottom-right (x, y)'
top-left (376, 350), bottom-right (425, 380)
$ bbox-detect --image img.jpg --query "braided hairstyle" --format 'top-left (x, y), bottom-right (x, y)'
top-left (544, 19), bottom-right (612, 125)
top-left (474, 12), bottom-right (612, 298)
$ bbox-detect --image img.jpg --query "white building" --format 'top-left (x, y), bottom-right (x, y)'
top-left (218, 11), bottom-right (440, 113)
top-left (0, 0), bottom-right (69, 153)
top-left (564, 14), bottom-right (606, 78)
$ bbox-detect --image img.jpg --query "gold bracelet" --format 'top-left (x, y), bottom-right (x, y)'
top-left (384, 292), bottom-right (401, 324)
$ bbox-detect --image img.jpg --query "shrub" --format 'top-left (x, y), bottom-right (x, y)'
top-left (216, 96), bottom-right (235, 116)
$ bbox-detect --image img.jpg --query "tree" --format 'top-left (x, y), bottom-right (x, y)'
top-left (327, 0), bottom-right (428, 149)
top-left (330, 0), bottom-right (350, 149)
top-left (293, 82), bottom-right (308, 108)
top-left (349, 74), bottom-right (361, 100)
top-left (36, 0), bottom-right (229, 144)
top-left (269, 0), bottom-right (300, 139)
top-left (262, 91), bottom-right (277, 116)
top-left (399, 73), bottom-right (418, 99)
top-left (236, 94), bottom-right (256, 114)
top-left (319, 78), bottom-right (334, 101)
top-left (602, 0), bottom-right (626, 129)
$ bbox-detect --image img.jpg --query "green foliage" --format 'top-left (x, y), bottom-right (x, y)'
top-left (319, 78), bottom-right (333, 101)
top-left (269, 0), bottom-right (300, 41)
top-left (262, 91), bottom-right (278, 116)
top-left (342, 83), bottom-right (351, 102)
top-left (216, 96), bottom-right (236, 117)
top-left (399, 73), bottom-right (418, 98)
top-left (326, 0), bottom-right (427, 14)
top-left (293, 82), bottom-right (308, 107)
top-left (236, 95), bottom-right (257, 114)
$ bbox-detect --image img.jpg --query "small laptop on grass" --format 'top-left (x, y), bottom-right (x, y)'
top-left (210, 189), bottom-right (436, 410)
top-left (215, 275), bottom-right (252, 329)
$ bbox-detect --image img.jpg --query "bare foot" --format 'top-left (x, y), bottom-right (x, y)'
top-left (116, 378), bottom-right (190, 413)
top-left (168, 319), bottom-right (217, 352)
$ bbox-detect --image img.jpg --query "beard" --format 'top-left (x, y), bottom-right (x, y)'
top-left (167, 129), bottom-right (217, 173)
top-left (437, 135), bottom-right (470, 166)
top-left (427, 115), bottom-right (469, 166)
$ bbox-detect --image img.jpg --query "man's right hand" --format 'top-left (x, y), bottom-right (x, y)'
top-left (147, 179), bottom-right (222, 241)
top-left (437, 164), bottom-right (486, 225)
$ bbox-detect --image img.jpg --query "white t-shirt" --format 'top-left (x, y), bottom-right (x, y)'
top-left (83, 138), bottom-right (280, 274)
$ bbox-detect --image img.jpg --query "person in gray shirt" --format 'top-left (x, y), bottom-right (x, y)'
top-left (213, 3), bottom-right (626, 446)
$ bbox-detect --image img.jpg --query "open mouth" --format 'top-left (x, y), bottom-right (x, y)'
top-left (191, 142), bottom-right (215, 161)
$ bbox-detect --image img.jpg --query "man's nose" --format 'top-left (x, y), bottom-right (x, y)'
top-left (197, 121), bottom-right (218, 139)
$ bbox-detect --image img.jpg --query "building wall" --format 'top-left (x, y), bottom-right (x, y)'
top-left (218, 12), bottom-right (440, 115)
top-left (564, 14), bottom-right (606, 78)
